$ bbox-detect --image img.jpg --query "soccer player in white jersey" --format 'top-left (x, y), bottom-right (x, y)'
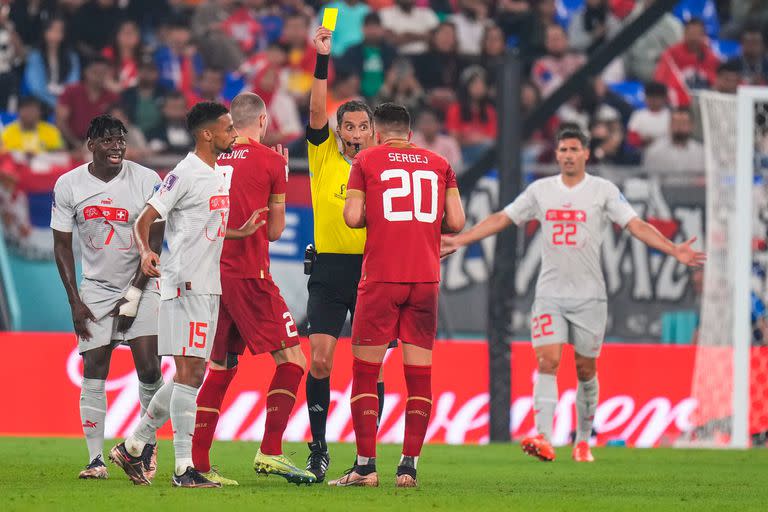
top-left (52, 115), bottom-right (165, 480)
top-left (109, 102), bottom-right (267, 488)
top-left (441, 126), bottom-right (705, 462)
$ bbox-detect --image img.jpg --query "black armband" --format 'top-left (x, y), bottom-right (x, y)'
top-left (314, 53), bottom-right (329, 80)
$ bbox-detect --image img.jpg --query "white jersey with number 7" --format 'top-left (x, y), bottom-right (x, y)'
top-left (503, 174), bottom-right (638, 301)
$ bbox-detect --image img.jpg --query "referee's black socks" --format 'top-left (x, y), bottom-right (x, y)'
top-left (307, 373), bottom-right (330, 444)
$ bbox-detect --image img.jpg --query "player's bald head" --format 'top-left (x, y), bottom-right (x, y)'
top-left (230, 93), bottom-right (267, 129)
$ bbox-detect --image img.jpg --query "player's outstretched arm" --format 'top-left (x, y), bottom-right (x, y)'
top-left (343, 191), bottom-right (366, 228)
top-left (626, 217), bottom-right (706, 267)
top-left (53, 229), bottom-right (96, 339)
top-left (442, 189), bottom-right (466, 234)
top-left (308, 27), bottom-right (332, 130)
top-left (267, 144), bottom-right (288, 242)
top-left (112, 220), bottom-right (166, 332)
top-left (226, 207), bottom-right (269, 240)
top-left (440, 211), bottom-right (513, 258)
top-left (134, 204), bottom-right (162, 278)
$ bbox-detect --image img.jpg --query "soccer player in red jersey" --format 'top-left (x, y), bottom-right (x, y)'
top-left (329, 103), bottom-right (466, 488)
top-left (190, 92), bottom-right (316, 485)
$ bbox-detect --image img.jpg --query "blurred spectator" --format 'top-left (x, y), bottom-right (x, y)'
top-left (568, 0), bottom-right (621, 54)
top-left (721, 0), bottom-right (768, 41)
top-left (534, 0), bottom-right (559, 27)
top-left (121, 55), bottom-right (168, 137)
top-left (379, 0), bottom-right (439, 56)
top-left (590, 76), bottom-right (633, 125)
top-left (644, 108), bottom-right (705, 172)
top-left (9, 0), bottom-right (57, 48)
top-left (521, 80), bottom-right (558, 163)
top-left (69, 0), bottom-right (125, 61)
top-left (56, 57), bottom-right (119, 148)
top-left (222, 0), bottom-right (265, 54)
top-left (624, 0), bottom-right (683, 82)
top-left (184, 67), bottom-right (227, 106)
top-left (23, 17), bottom-right (80, 111)
top-left (1, 97), bottom-right (63, 155)
top-left (531, 24), bottom-right (586, 98)
top-left (375, 57), bottom-right (425, 112)
top-left (445, 66), bottom-right (497, 165)
top-left (153, 19), bottom-right (204, 93)
top-left (320, 0), bottom-right (370, 58)
top-left (411, 107), bottom-right (464, 173)
top-left (727, 24), bottom-right (768, 86)
top-left (247, 45), bottom-right (302, 146)
top-left (280, 13), bottom-right (316, 106)
top-left (192, 0), bottom-right (246, 71)
top-left (414, 22), bottom-right (461, 108)
top-left (0, 3), bottom-right (23, 111)
top-left (495, 0), bottom-right (545, 61)
top-left (479, 24), bottom-right (506, 94)
top-left (327, 70), bottom-right (364, 130)
top-left (713, 60), bottom-right (741, 94)
top-left (106, 103), bottom-right (153, 163)
top-left (449, 0), bottom-right (492, 57)
top-left (147, 91), bottom-right (193, 157)
top-left (102, 20), bottom-right (142, 94)
top-left (653, 18), bottom-right (719, 108)
top-left (588, 106), bottom-right (640, 165)
top-left (627, 81), bottom-right (670, 148)
top-left (337, 13), bottom-right (396, 100)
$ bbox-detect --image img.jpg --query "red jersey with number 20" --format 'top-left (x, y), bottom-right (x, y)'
top-left (347, 142), bottom-right (458, 283)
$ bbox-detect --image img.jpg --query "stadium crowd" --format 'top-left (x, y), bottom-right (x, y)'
top-left (0, 0), bottom-right (765, 177)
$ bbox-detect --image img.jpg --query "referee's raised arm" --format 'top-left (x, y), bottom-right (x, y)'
top-left (303, 26), bottom-right (384, 483)
top-left (308, 27), bottom-right (331, 131)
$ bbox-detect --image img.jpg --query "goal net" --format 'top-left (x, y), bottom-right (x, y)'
top-left (691, 87), bottom-right (768, 448)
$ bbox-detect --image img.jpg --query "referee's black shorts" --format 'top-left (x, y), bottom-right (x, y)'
top-left (306, 253), bottom-right (362, 339)
top-left (306, 254), bottom-right (399, 349)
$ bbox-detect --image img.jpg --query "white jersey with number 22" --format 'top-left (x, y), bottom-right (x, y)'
top-left (503, 174), bottom-right (637, 301)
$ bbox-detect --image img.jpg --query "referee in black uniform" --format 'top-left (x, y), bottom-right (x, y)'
top-left (303, 26), bottom-right (384, 482)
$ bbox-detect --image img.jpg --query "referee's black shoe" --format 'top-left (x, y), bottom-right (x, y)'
top-left (306, 441), bottom-right (330, 482)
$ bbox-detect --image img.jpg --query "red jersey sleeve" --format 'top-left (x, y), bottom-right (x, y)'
top-left (446, 164), bottom-right (458, 189)
top-left (347, 155), bottom-right (366, 193)
top-left (269, 154), bottom-right (288, 198)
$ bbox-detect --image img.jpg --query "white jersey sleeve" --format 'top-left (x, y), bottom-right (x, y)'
top-left (50, 176), bottom-right (76, 232)
top-left (603, 180), bottom-right (637, 228)
top-left (148, 171), bottom-right (188, 219)
top-left (503, 185), bottom-right (539, 225)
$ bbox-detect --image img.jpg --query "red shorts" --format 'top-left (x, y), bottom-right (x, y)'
top-left (351, 280), bottom-right (438, 350)
top-left (210, 276), bottom-right (300, 361)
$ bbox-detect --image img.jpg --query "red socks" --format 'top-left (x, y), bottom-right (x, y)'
top-left (351, 358), bottom-right (382, 459)
top-left (260, 362), bottom-right (304, 456)
top-left (192, 366), bottom-right (237, 472)
top-left (403, 364), bottom-right (432, 457)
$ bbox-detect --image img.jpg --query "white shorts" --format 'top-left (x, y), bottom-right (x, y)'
top-left (158, 294), bottom-right (220, 360)
top-left (78, 289), bottom-right (160, 354)
top-left (530, 297), bottom-right (607, 358)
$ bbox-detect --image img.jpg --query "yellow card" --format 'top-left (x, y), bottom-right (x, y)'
top-left (322, 7), bottom-right (338, 31)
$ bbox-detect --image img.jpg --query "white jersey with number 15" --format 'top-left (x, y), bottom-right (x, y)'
top-left (503, 174), bottom-right (637, 301)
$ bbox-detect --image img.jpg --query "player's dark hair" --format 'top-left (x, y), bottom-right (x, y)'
top-left (186, 101), bottom-right (229, 133)
top-left (336, 100), bottom-right (373, 128)
top-left (644, 81), bottom-right (668, 98)
top-left (555, 124), bottom-right (589, 148)
top-left (374, 102), bottom-right (411, 134)
top-left (86, 114), bottom-right (128, 140)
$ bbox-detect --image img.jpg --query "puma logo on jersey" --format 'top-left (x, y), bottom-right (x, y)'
top-left (101, 198), bottom-right (113, 205)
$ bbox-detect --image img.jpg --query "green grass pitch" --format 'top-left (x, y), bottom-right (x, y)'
top-left (2, 437), bottom-right (767, 511)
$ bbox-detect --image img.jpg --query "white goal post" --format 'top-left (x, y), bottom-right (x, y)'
top-left (696, 86), bottom-right (768, 449)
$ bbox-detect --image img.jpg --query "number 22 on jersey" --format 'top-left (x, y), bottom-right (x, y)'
top-left (381, 169), bottom-right (438, 223)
